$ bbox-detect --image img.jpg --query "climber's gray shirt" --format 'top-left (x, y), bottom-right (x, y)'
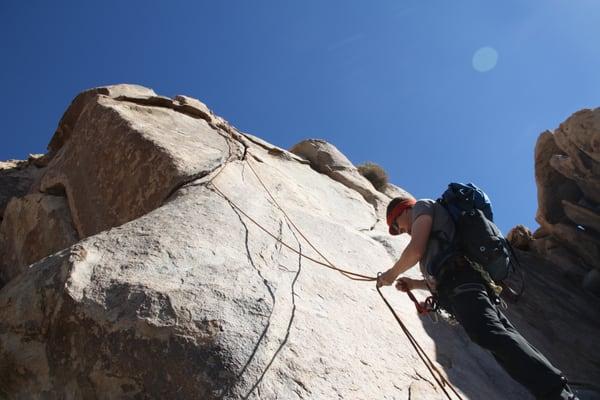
top-left (411, 199), bottom-right (455, 287)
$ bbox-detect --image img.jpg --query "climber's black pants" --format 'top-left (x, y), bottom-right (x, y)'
top-left (437, 264), bottom-right (567, 400)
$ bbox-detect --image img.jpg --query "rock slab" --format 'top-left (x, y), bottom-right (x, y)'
top-left (0, 84), bottom-right (598, 399)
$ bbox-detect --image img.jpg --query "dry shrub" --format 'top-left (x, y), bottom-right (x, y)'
top-left (507, 224), bottom-right (534, 250)
top-left (357, 162), bottom-right (389, 191)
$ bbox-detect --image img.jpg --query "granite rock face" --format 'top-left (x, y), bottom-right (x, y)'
top-left (0, 84), bottom-right (597, 399)
top-left (290, 139), bottom-right (390, 217)
top-left (0, 156), bottom-right (46, 220)
top-left (517, 108), bottom-right (600, 296)
top-left (39, 87), bottom-right (232, 238)
top-left (0, 193), bottom-right (78, 283)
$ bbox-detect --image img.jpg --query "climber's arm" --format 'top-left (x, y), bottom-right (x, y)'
top-left (377, 214), bottom-right (433, 286)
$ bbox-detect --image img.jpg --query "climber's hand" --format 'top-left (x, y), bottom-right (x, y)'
top-left (377, 268), bottom-right (398, 287)
top-left (396, 277), bottom-right (418, 292)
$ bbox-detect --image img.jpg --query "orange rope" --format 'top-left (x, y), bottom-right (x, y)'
top-left (206, 154), bottom-right (463, 399)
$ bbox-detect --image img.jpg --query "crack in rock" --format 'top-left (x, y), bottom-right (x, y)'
top-left (242, 219), bottom-right (303, 399)
top-left (216, 199), bottom-right (275, 399)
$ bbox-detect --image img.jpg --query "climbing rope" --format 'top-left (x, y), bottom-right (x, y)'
top-left (376, 283), bottom-right (463, 400)
top-left (206, 153), bottom-right (464, 399)
top-left (244, 156), bottom-right (374, 282)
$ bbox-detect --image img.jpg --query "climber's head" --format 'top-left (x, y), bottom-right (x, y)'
top-left (386, 196), bottom-right (416, 236)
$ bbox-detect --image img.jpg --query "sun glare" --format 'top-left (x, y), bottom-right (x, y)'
top-left (472, 46), bottom-right (499, 72)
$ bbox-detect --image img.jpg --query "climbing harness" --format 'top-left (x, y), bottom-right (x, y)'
top-left (206, 153), bottom-right (464, 399)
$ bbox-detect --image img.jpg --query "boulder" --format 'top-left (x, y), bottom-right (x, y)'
top-left (39, 88), bottom-right (234, 238)
top-left (290, 139), bottom-right (392, 215)
top-left (531, 108), bottom-right (600, 277)
top-left (289, 139), bottom-right (355, 172)
top-left (48, 84), bottom-right (158, 155)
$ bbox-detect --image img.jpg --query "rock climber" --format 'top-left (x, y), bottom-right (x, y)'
top-left (376, 195), bottom-right (579, 400)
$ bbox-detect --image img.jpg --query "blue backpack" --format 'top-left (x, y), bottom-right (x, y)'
top-left (433, 182), bottom-right (517, 284)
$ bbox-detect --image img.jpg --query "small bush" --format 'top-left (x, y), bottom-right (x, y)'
top-left (357, 162), bottom-right (389, 191)
top-left (507, 224), bottom-right (534, 250)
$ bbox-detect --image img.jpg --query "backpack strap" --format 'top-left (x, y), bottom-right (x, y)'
top-left (428, 199), bottom-right (461, 278)
top-left (428, 237), bottom-right (466, 282)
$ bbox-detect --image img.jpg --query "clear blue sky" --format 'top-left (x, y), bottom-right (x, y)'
top-left (1, 1), bottom-right (599, 234)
